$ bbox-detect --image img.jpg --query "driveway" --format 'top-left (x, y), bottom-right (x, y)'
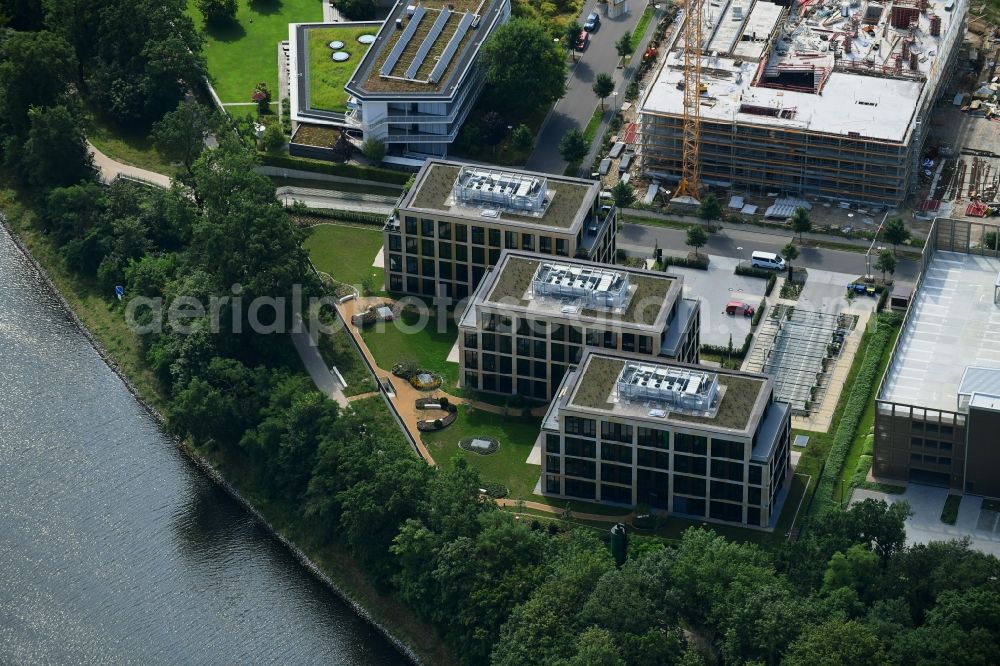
top-left (852, 485), bottom-right (1000, 558)
top-left (664, 256), bottom-right (767, 347)
top-left (797, 267), bottom-right (863, 315)
top-left (526, 3), bottom-right (648, 174)
top-left (618, 222), bottom-right (921, 281)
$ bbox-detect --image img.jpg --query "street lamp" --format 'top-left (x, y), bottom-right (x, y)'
top-left (612, 91), bottom-right (619, 115)
top-left (737, 246), bottom-right (743, 267)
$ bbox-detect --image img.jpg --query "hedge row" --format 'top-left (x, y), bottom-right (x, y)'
top-left (735, 264), bottom-right (778, 296)
top-left (290, 207), bottom-right (386, 226)
top-left (701, 332), bottom-right (754, 359)
top-left (663, 254), bottom-right (709, 270)
top-left (259, 153), bottom-right (412, 185)
top-left (810, 313), bottom-right (901, 516)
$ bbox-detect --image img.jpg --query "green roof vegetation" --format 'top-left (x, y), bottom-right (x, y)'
top-left (306, 25), bottom-right (377, 113)
top-left (484, 256), bottom-right (674, 326)
top-left (570, 355), bottom-right (766, 431)
top-left (407, 163), bottom-right (592, 229)
top-left (358, 0), bottom-right (481, 94)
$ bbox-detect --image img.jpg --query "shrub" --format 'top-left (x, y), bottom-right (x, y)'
top-left (459, 436), bottom-right (501, 456)
top-left (735, 264), bottom-right (778, 296)
top-left (662, 254), bottom-right (708, 270)
top-left (258, 153), bottom-right (410, 184)
top-left (483, 482), bottom-right (509, 499)
top-left (361, 138), bottom-right (386, 165)
top-left (701, 333), bottom-right (754, 360)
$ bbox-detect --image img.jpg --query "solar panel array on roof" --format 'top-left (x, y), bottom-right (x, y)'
top-left (616, 362), bottom-right (719, 412)
top-left (380, 4), bottom-right (426, 77)
top-left (531, 262), bottom-right (630, 310)
top-left (405, 8), bottom-right (452, 80)
top-left (429, 12), bottom-right (474, 83)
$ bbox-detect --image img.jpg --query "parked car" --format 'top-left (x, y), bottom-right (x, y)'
top-left (575, 30), bottom-right (589, 51)
top-left (726, 300), bottom-right (755, 317)
top-left (751, 250), bottom-right (786, 271)
top-left (584, 11), bottom-right (600, 31)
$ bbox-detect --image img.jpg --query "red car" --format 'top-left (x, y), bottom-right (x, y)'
top-left (575, 30), bottom-right (589, 51)
top-left (726, 300), bottom-right (754, 317)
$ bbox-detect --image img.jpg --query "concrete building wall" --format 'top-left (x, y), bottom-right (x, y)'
top-left (963, 407), bottom-right (1000, 497)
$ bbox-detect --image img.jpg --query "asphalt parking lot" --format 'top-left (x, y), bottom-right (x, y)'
top-left (666, 256), bottom-right (768, 347)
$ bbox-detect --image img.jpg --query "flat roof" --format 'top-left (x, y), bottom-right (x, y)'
top-left (641, 0), bottom-right (965, 143)
top-left (345, 0), bottom-right (506, 99)
top-left (881, 251), bottom-right (1000, 412)
top-left (474, 252), bottom-right (680, 328)
top-left (403, 160), bottom-right (597, 230)
top-left (565, 352), bottom-right (771, 433)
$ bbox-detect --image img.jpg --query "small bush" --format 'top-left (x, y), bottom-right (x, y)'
top-left (483, 482), bottom-right (509, 499)
top-left (940, 494), bottom-right (962, 525)
top-left (662, 255), bottom-right (708, 270)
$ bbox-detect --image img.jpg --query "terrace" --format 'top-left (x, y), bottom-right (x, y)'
top-left (304, 24), bottom-right (379, 113)
top-left (407, 162), bottom-right (594, 229)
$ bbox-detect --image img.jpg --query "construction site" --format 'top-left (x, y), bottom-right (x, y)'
top-left (636, 0), bottom-right (969, 208)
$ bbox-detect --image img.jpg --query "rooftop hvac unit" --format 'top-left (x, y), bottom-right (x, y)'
top-left (531, 263), bottom-right (630, 310)
top-left (616, 362), bottom-right (720, 412)
top-left (453, 166), bottom-right (548, 213)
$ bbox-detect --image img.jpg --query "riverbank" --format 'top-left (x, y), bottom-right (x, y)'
top-left (0, 191), bottom-right (454, 666)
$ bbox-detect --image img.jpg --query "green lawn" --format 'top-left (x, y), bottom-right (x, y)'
top-left (303, 223), bottom-right (385, 289)
top-left (186, 0), bottom-right (322, 104)
top-left (306, 25), bottom-right (377, 112)
top-left (88, 112), bottom-right (180, 178)
top-left (629, 7), bottom-right (655, 51)
top-left (423, 405), bottom-right (542, 498)
top-left (360, 308), bottom-right (459, 386)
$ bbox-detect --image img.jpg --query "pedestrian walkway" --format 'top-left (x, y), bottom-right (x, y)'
top-left (88, 141), bottom-right (172, 188)
top-left (496, 498), bottom-right (633, 523)
top-left (290, 314), bottom-right (350, 408)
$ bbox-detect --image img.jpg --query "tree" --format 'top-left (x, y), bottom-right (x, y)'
top-left (686, 225), bottom-right (708, 258)
top-left (361, 137), bottom-right (386, 165)
top-left (261, 124), bottom-right (285, 153)
top-left (616, 31), bottom-right (634, 60)
top-left (564, 21), bottom-right (583, 54)
top-left (252, 82), bottom-right (272, 115)
top-left (0, 30), bottom-right (78, 137)
top-left (593, 72), bottom-right (615, 111)
top-left (697, 193), bottom-right (721, 220)
top-left (196, 0), bottom-right (236, 24)
top-left (20, 105), bottom-right (94, 191)
top-left (822, 544), bottom-right (880, 599)
top-left (511, 124), bottom-right (534, 152)
top-left (781, 242), bottom-right (799, 280)
top-left (480, 19), bottom-right (567, 120)
top-left (480, 111), bottom-right (508, 154)
top-left (611, 179), bottom-right (635, 208)
top-left (875, 248), bottom-right (897, 283)
top-left (783, 619), bottom-right (889, 666)
top-left (150, 99), bottom-right (218, 174)
top-left (337, 0), bottom-right (377, 20)
top-left (558, 128), bottom-right (588, 164)
top-left (791, 206), bottom-right (812, 241)
top-left (882, 217), bottom-right (911, 254)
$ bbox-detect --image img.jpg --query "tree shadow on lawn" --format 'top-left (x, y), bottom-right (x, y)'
top-left (249, 0), bottom-right (284, 16)
top-left (204, 18), bottom-right (248, 43)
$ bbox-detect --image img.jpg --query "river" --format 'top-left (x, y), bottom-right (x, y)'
top-left (0, 227), bottom-right (408, 664)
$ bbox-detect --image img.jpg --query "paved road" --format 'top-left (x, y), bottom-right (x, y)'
top-left (526, 3), bottom-right (646, 174)
top-left (289, 314), bottom-right (350, 408)
top-left (618, 222), bottom-right (921, 281)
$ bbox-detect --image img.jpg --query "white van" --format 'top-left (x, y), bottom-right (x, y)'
top-left (751, 251), bottom-right (786, 270)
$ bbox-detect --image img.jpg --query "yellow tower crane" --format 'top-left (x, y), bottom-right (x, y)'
top-left (674, 0), bottom-right (704, 202)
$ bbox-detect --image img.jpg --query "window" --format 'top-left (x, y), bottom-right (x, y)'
top-left (551, 323), bottom-right (566, 341)
top-left (637, 469), bottom-right (670, 504)
top-left (438, 221), bottom-right (451, 239)
top-left (481, 313), bottom-right (497, 331)
top-left (545, 474), bottom-right (560, 494)
top-left (749, 464), bottom-right (762, 485)
top-left (472, 247), bottom-right (485, 264)
top-left (556, 239), bottom-right (568, 256)
top-left (711, 480), bottom-right (743, 502)
top-left (637, 448), bottom-right (669, 469)
top-left (422, 239), bottom-right (434, 256)
top-left (406, 276), bottom-right (418, 293)
top-left (540, 236), bottom-right (552, 253)
top-left (464, 351), bottom-right (478, 369)
top-left (482, 354), bottom-right (496, 372)
top-left (390, 274), bottom-right (402, 291)
top-left (603, 331), bottom-right (618, 349)
top-left (455, 224), bottom-right (467, 242)
top-left (564, 457), bottom-right (597, 479)
top-left (586, 328), bottom-right (602, 346)
top-left (405, 216), bottom-right (417, 234)
top-left (622, 333), bottom-right (635, 352)
top-left (472, 226), bottom-right (484, 245)
top-left (639, 336), bottom-right (653, 354)
top-left (499, 356), bottom-right (512, 374)
top-left (551, 344), bottom-right (565, 362)
top-left (533, 340), bottom-right (546, 359)
top-left (711, 459), bottom-right (744, 482)
top-left (406, 237), bottom-right (418, 253)
top-left (601, 442), bottom-right (632, 464)
top-left (637, 427), bottom-right (668, 448)
top-left (481, 333), bottom-right (496, 351)
top-left (489, 248), bottom-right (500, 265)
top-left (499, 335), bottom-right (511, 353)
top-left (674, 496), bottom-right (706, 517)
top-left (673, 474), bottom-right (706, 497)
top-left (438, 242), bottom-right (452, 259)
top-left (712, 438), bottom-right (744, 461)
top-left (421, 259), bottom-right (435, 277)
top-left (522, 234), bottom-right (534, 251)
top-left (674, 454), bottom-right (706, 476)
top-left (709, 501), bottom-right (743, 523)
top-left (545, 455), bottom-right (560, 473)
top-left (565, 479), bottom-right (596, 500)
top-left (388, 235), bottom-right (402, 251)
top-left (456, 245), bottom-right (467, 262)
top-left (601, 462), bottom-right (631, 484)
top-left (389, 254), bottom-right (402, 271)
top-left (546, 434), bottom-right (560, 453)
top-left (489, 228), bottom-right (501, 247)
top-left (463, 332), bottom-right (477, 348)
top-left (406, 256), bottom-right (418, 273)
top-left (421, 218), bottom-right (434, 236)
top-left (675, 433), bottom-right (708, 455)
top-left (565, 417), bottom-right (597, 438)
top-left (505, 231), bottom-right (517, 249)
top-left (602, 484), bottom-right (631, 504)
top-left (438, 262), bottom-right (452, 280)
top-left (601, 421), bottom-right (633, 443)
top-left (569, 326), bottom-right (583, 344)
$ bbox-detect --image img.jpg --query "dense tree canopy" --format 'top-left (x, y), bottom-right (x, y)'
top-left (480, 19), bottom-right (567, 121)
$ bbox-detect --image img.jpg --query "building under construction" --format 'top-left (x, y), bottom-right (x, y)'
top-left (638, 0), bottom-right (968, 206)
